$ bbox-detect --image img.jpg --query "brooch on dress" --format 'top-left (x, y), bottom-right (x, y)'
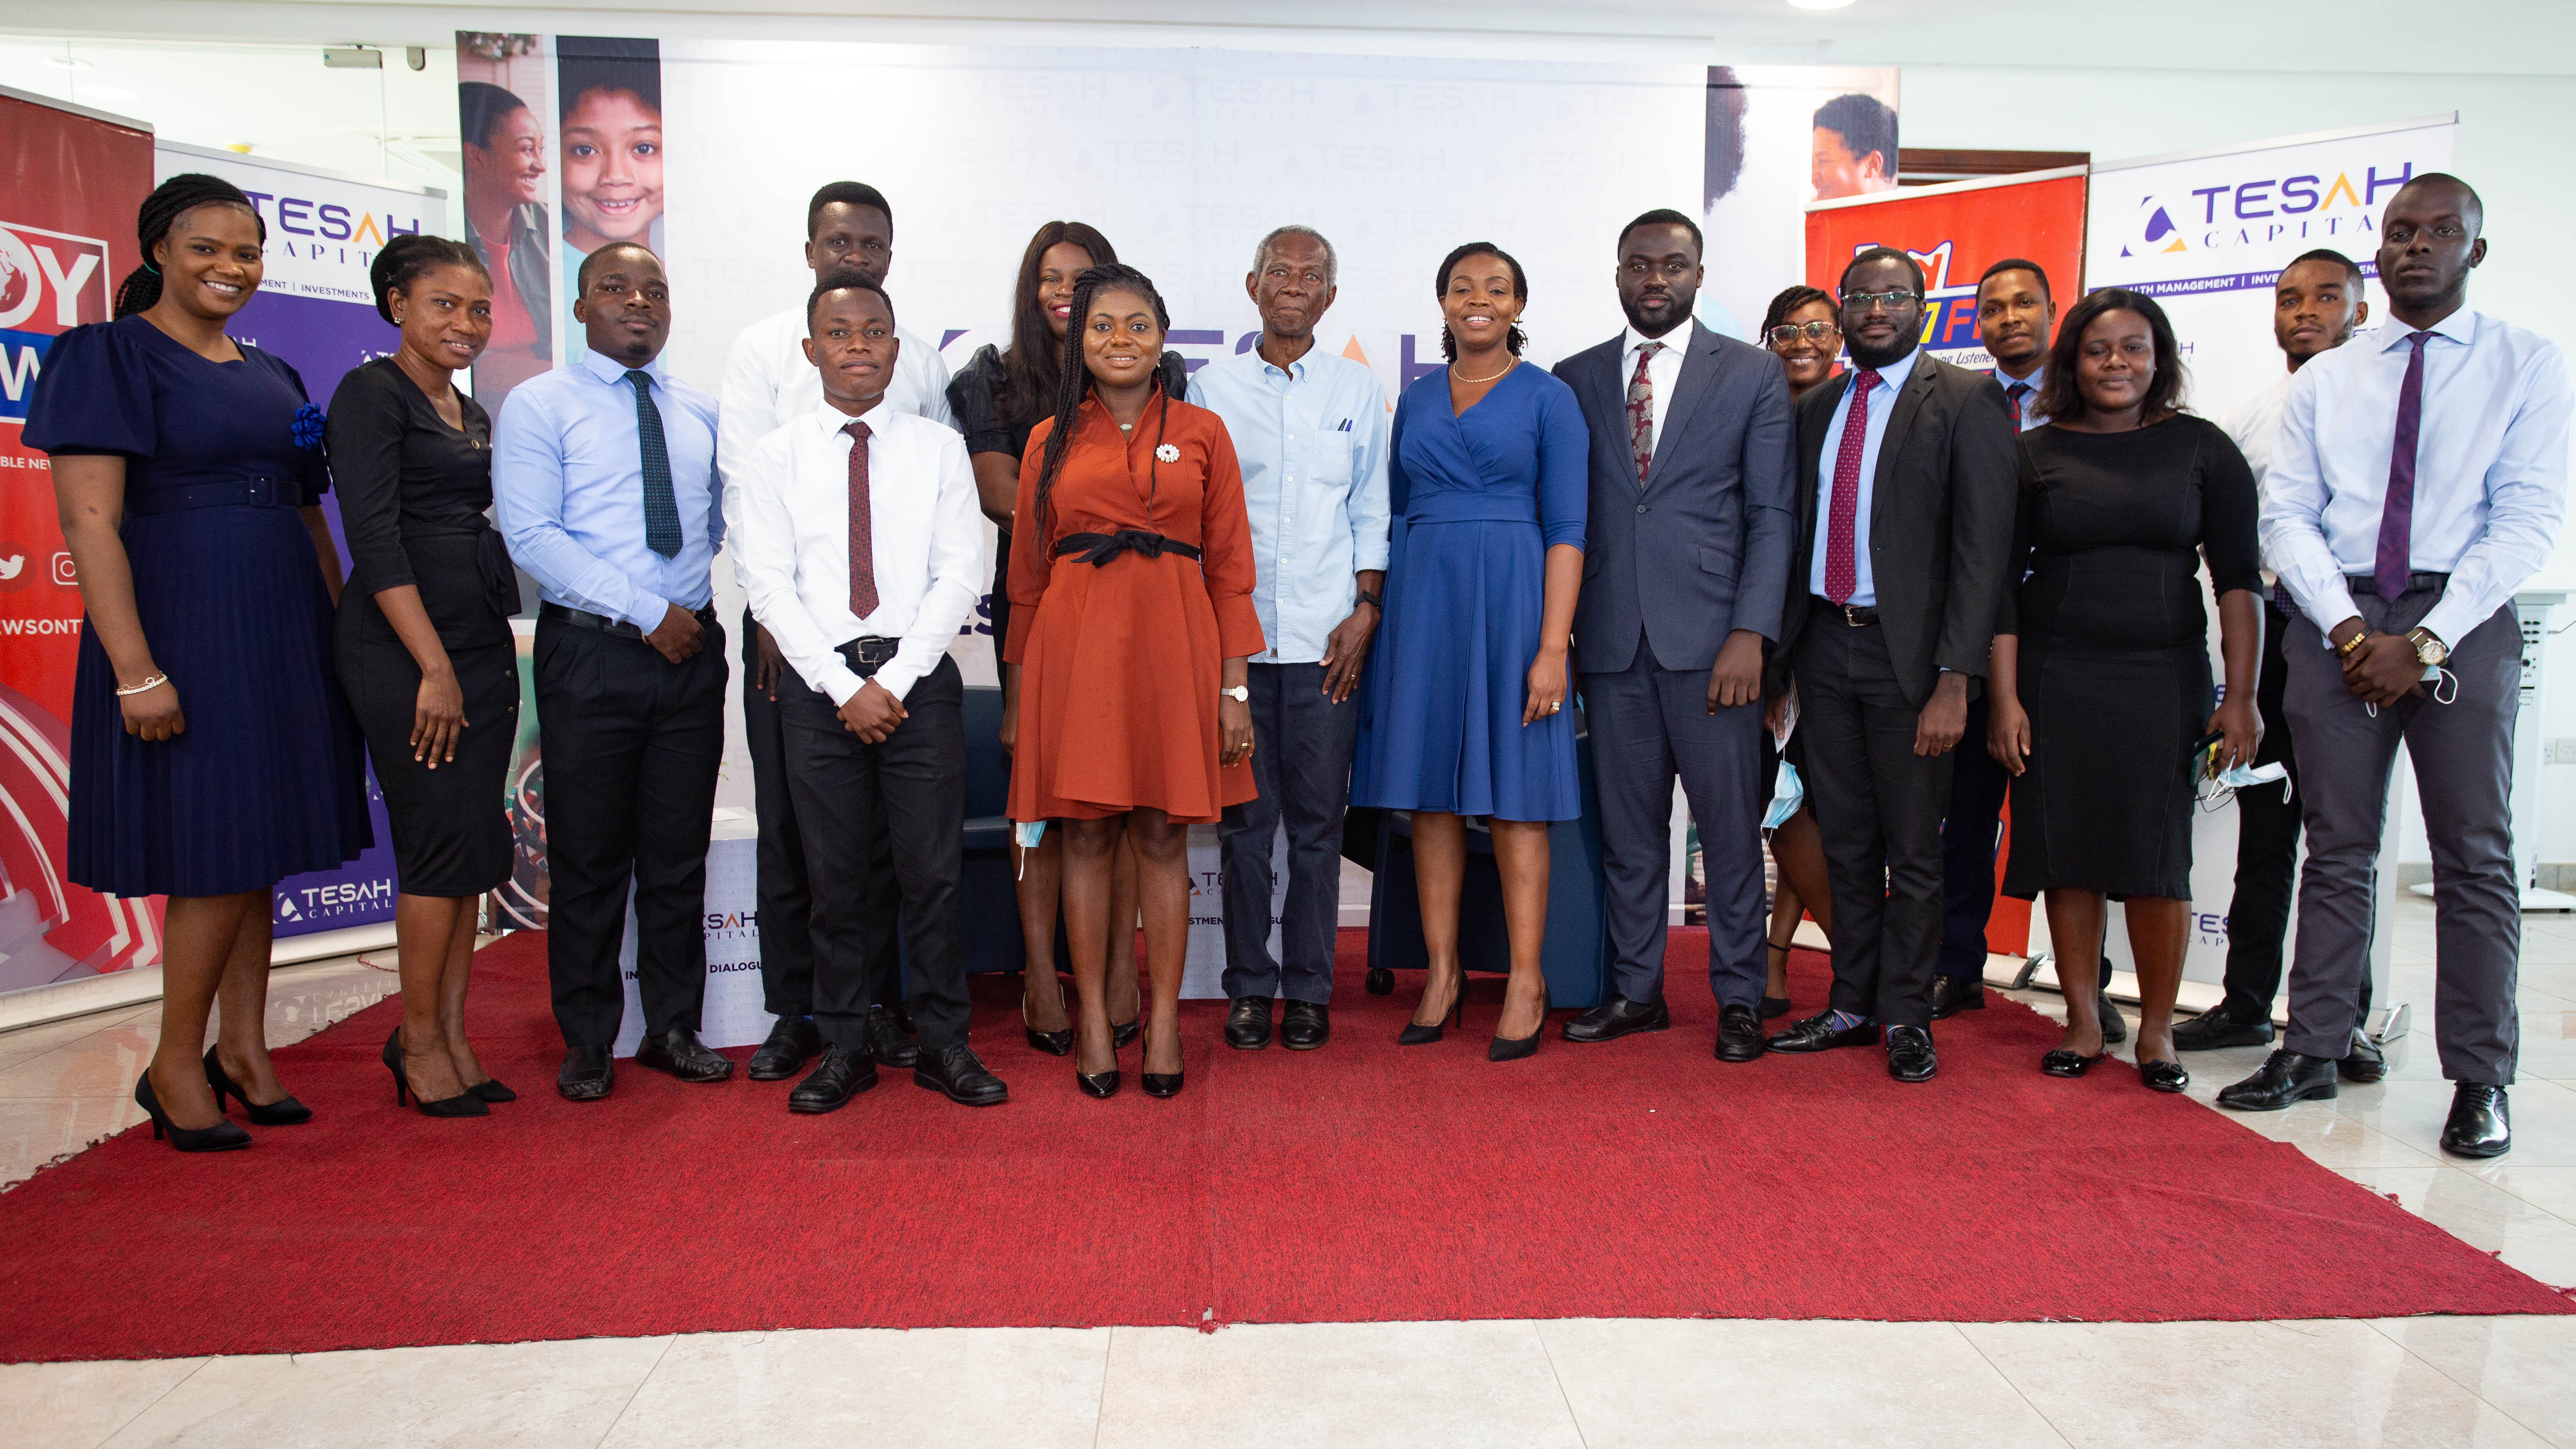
top-left (1155, 443), bottom-right (1180, 463)
top-left (290, 403), bottom-right (326, 450)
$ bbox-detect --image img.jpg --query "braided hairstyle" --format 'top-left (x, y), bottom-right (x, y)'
top-left (369, 234), bottom-right (488, 326)
top-left (1030, 263), bottom-right (1170, 542)
top-left (1435, 241), bottom-right (1529, 361)
top-left (114, 174), bottom-right (266, 319)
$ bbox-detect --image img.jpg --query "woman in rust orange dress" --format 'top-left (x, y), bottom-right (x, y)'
top-left (1004, 263), bottom-right (1261, 1101)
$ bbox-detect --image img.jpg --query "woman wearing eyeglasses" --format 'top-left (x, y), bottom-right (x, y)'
top-left (1752, 285), bottom-right (1840, 1015)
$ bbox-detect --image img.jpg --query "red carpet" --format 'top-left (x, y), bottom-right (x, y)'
top-left (0, 929), bottom-right (2566, 1361)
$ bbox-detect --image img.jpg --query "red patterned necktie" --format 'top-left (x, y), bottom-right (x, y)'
top-left (2005, 381), bottom-right (2031, 430)
top-left (843, 419), bottom-right (879, 619)
top-left (1823, 369), bottom-right (1880, 605)
top-left (1627, 341), bottom-right (1664, 483)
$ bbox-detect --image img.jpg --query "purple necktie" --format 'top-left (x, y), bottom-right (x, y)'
top-left (2374, 331), bottom-right (2435, 600)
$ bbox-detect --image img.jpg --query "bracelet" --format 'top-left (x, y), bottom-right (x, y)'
top-left (2335, 630), bottom-right (2370, 658)
top-left (1354, 589), bottom-right (1383, 611)
top-left (115, 673), bottom-right (169, 697)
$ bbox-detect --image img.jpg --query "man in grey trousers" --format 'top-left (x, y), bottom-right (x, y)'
top-left (2223, 174), bottom-right (2571, 1159)
top-left (1551, 208), bottom-right (1797, 1062)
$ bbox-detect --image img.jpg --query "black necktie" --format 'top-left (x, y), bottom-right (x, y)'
top-left (625, 369), bottom-right (682, 558)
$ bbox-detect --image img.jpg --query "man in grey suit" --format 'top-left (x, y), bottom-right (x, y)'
top-left (1762, 247), bottom-right (2018, 1083)
top-left (1552, 209), bottom-right (1797, 1062)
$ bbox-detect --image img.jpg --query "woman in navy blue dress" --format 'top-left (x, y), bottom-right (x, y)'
top-left (1352, 242), bottom-right (1587, 1060)
top-left (26, 176), bottom-right (371, 1152)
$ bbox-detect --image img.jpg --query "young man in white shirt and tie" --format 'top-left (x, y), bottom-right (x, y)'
top-left (734, 278), bottom-right (1005, 1110)
top-left (2227, 175), bottom-right (2571, 1159)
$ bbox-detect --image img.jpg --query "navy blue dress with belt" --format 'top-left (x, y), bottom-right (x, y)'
top-left (24, 314), bottom-right (372, 898)
top-left (1351, 362), bottom-right (1588, 822)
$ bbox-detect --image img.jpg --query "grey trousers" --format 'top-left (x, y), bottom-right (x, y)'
top-left (1219, 663), bottom-right (1361, 1004)
top-left (1581, 647), bottom-right (1766, 1008)
top-left (2281, 586), bottom-right (2520, 1085)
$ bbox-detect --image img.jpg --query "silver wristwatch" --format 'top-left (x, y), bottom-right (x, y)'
top-left (1219, 686), bottom-right (1249, 703)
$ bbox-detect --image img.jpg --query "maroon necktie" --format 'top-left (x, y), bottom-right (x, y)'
top-left (2005, 381), bottom-right (2031, 430)
top-left (1627, 341), bottom-right (1663, 484)
top-left (843, 419), bottom-right (878, 619)
top-left (1823, 369), bottom-right (1880, 605)
top-left (2374, 332), bottom-right (2435, 601)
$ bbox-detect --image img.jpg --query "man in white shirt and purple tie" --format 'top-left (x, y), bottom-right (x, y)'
top-left (2225, 175), bottom-right (2571, 1160)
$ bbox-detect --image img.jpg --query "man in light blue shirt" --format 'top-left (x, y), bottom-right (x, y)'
top-left (1187, 224), bottom-right (1391, 1051)
top-left (493, 241), bottom-right (732, 1101)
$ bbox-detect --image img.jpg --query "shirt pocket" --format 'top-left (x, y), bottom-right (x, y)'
top-left (1306, 428), bottom-right (1357, 488)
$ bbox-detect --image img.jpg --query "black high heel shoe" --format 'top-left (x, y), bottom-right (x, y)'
top-left (382, 1029), bottom-right (490, 1118)
top-left (468, 1077), bottom-right (517, 1104)
top-left (203, 1045), bottom-right (312, 1126)
top-left (1141, 1026), bottom-right (1184, 1098)
top-left (1023, 992), bottom-right (1075, 1057)
top-left (1110, 984), bottom-right (1141, 1050)
top-left (1489, 985), bottom-right (1552, 1062)
top-left (1076, 1061), bottom-right (1120, 1099)
top-left (1761, 936), bottom-right (1797, 1019)
top-left (133, 1072), bottom-right (250, 1152)
top-left (1398, 969), bottom-right (1467, 1046)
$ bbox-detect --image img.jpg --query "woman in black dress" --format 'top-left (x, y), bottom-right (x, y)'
top-left (1986, 289), bottom-right (2261, 1092)
top-left (329, 235), bottom-right (521, 1117)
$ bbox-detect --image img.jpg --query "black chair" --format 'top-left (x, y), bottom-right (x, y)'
top-left (961, 683), bottom-right (1030, 974)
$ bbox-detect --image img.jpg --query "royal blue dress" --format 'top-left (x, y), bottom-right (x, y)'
top-left (25, 315), bottom-right (372, 898)
top-left (1351, 362), bottom-right (1588, 822)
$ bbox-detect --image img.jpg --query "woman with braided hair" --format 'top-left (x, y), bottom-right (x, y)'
top-left (24, 174), bottom-right (372, 1152)
top-left (1001, 263), bottom-right (1262, 1099)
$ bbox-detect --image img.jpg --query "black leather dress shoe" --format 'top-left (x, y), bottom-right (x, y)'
top-left (747, 1015), bottom-right (822, 1081)
top-left (1561, 995), bottom-right (1670, 1043)
top-left (1929, 975), bottom-right (1986, 1019)
top-left (2442, 1083), bottom-right (2512, 1158)
top-left (2172, 1002), bottom-right (2275, 1050)
top-left (2339, 1027), bottom-right (2387, 1084)
top-left (788, 1045), bottom-right (877, 1113)
top-left (2097, 990), bottom-right (2128, 1044)
top-left (1713, 1005), bottom-right (1766, 1063)
top-left (1225, 997), bottom-right (1274, 1050)
top-left (1766, 1011), bottom-right (1877, 1054)
top-left (634, 1027), bottom-right (734, 1083)
top-left (1886, 1025), bottom-right (1937, 1082)
top-left (1280, 1000), bottom-right (1329, 1050)
top-left (557, 1045), bottom-right (613, 1101)
top-left (2216, 1049), bottom-right (2339, 1111)
top-left (916, 1044), bottom-right (1009, 1107)
top-left (866, 1006), bottom-right (920, 1069)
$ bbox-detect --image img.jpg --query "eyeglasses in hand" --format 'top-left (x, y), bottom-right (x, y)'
top-left (1766, 320), bottom-right (1839, 348)
top-left (1842, 290), bottom-right (1918, 311)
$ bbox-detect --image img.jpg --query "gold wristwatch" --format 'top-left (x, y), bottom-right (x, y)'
top-left (2405, 626), bottom-right (2449, 666)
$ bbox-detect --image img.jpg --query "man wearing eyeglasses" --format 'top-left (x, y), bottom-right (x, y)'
top-left (1764, 247), bottom-right (2018, 1083)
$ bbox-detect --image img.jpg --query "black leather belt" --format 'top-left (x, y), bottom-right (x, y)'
top-left (2345, 571), bottom-right (2449, 598)
top-left (1813, 597), bottom-right (1878, 627)
top-left (123, 476), bottom-right (297, 516)
top-left (835, 635), bottom-right (899, 677)
top-left (1054, 530), bottom-right (1201, 566)
top-left (539, 601), bottom-right (715, 639)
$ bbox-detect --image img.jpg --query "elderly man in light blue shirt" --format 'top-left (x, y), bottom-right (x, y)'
top-left (1187, 224), bottom-right (1391, 1051)
top-left (493, 242), bottom-right (733, 1101)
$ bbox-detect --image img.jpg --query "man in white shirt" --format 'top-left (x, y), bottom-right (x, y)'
top-left (734, 278), bottom-right (1003, 1110)
top-left (2227, 176), bottom-right (2571, 1161)
top-left (2179, 248), bottom-right (2371, 1060)
top-left (719, 182), bottom-right (955, 1084)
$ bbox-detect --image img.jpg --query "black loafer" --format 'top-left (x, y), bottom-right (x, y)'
top-left (2217, 1049), bottom-right (2339, 1111)
top-left (2042, 1049), bottom-right (2107, 1078)
top-left (1562, 995), bottom-right (1671, 1043)
top-left (788, 1044), bottom-right (877, 1113)
top-left (2441, 1083), bottom-right (2512, 1158)
top-left (2172, 1002), bottom-right (2275, 1050)
top-left (917, 1044), bottom-right (1009, 1106)
top-left (2339, 1027), bottom-right (2387, 1084)
top-left (866, 1006), bottom-right (920, 1069)
top-left (1929, 975), bottom-right (1986, 1019)
top-left (1766, 1011), bottom-right (1878, 1054)
top-left (2097, 990), bottom-right (2128, 1044)
top-left (748, 1014), bottom-right (822, 1081)
top-left (1280, 1000), bottom-right (1329, 1050)
top-left (634, 1027), bottom-right (734, 1083)
top-left (1713, 1004), bottom-right (1766, 1063)
top-left (557, 1044), bottom-right (613, 1101)
top-left (1886, 1025), bottom-right (1937, 1082)
top-left (1225, 997), bottom-right (1274, 1050)
top-left (2138, 1058), bottom-right (2190, 1094)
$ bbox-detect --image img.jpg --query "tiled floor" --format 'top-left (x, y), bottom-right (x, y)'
top-left (4, 898), bottom-right (2574, 1448)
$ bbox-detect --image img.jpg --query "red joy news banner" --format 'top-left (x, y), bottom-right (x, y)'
top-left (1802, 169), bottom-right (2089, 956)
top-left (0, 92), bottom-right (160, 989)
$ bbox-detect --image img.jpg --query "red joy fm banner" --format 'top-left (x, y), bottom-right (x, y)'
top-left (1802, 167), bottom-right (2089, 956)
top-left (0, 92), bottom-right (161, 991)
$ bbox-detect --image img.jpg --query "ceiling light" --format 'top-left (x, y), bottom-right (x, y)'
top-left (323, 46), bottom-right (384, 69)
top-left (44, 55), bottom-right (93, 71)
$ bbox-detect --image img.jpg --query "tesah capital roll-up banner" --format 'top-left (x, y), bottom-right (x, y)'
top-left (1800, 168), bottom-right (2090, 957)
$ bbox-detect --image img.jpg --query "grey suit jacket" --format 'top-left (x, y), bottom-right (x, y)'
top-left (1767, 350), bottom-right (2019, 709)
top-left (1554, 320), bottom-right (1797, 675)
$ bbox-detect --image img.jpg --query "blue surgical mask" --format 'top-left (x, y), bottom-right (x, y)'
top-left (1764, 762), bottom-right (1805, 829)
top-left (2213, 761), bottom-right (2291, 800)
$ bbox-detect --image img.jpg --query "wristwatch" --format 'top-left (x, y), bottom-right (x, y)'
top-left (1354, 589), bottom-right (1384, 611)
top-left (2405, 626), bottom-right (2449, 666)
top-left (1219, 685), bottom-right (1249, 703)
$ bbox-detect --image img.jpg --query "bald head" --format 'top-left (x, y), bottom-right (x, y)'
top-left (2377, 171), bottom-right (2486, 327)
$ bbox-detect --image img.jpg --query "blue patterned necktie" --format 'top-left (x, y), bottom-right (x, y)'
top-left (624, 369), bottom-right (682, 558)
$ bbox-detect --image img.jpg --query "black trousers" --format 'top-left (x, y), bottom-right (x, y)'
top-left (1219, 662), bottom-right (1359, 1005)
top-left (779, 654), bottom-right (971, 1054)
top-left (740, 607), bottom-right (903, 1019)
top-left (537, 613), bottom-right (726, 1048)
top-left (1937, 695), bottom-right (2008, 981)
top-left (1794, 608), bottom-right (1952, 1030)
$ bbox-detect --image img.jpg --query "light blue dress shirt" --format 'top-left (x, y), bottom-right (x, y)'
top-left (494, 348), bottom-right (725, 631)
top-left (1809, 343), bottom-right (1921, 607)
top-left (1187, 343), bottom-right (1392, 664)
